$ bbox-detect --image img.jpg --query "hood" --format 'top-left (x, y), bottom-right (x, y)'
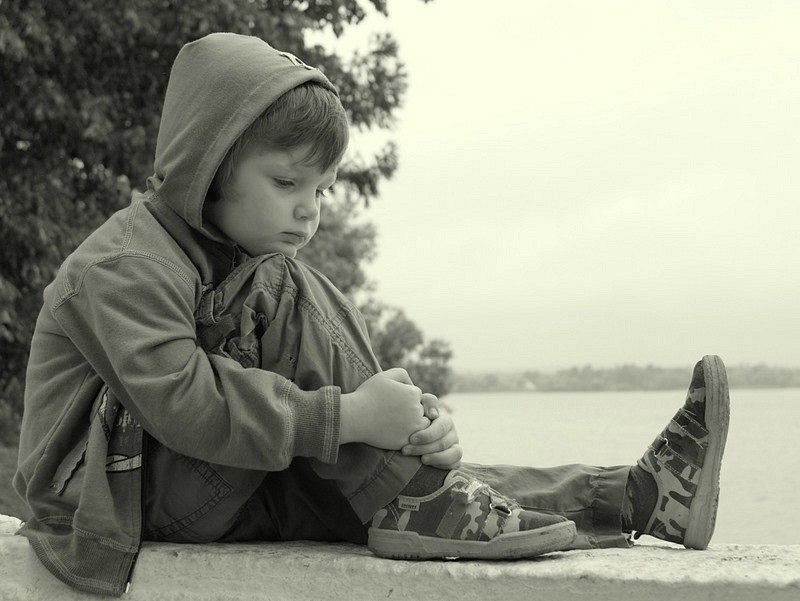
top-left (146, 33), bottom-right (337, 242)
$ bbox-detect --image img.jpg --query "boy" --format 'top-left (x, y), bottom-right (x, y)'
top-left (14, 33), bottom-right (729, 596)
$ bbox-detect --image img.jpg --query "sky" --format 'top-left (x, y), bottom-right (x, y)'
top-left (318, 0), bottom-right (800, 372)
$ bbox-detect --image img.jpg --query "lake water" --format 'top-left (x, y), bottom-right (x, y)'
top-left (446, 387), bottom-right (800, 545)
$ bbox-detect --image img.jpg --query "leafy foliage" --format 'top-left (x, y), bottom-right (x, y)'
top-left (0, 0), bottom-right (447, 446)
top-left (360, 300), bottom-right (453, 398)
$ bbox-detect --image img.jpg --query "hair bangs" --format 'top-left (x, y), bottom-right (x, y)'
top-left (209, 82), bottom-right (348, 203)
top-left (251, 83), bottom-right (349, 171)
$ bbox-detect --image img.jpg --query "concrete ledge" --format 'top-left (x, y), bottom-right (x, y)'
top-left (2, 514), bottom-right (798, 600)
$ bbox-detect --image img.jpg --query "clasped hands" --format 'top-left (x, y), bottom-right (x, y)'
top-left (339, 367), bottom-right (462, 470)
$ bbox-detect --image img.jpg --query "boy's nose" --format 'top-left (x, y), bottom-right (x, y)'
top-left (294, 195), bottom-right (319, 221)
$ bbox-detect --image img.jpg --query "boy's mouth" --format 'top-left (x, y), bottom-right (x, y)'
top-left (281, 231), bottom-right (307, 244)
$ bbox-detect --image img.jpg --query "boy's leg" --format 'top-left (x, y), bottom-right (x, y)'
top-left (216, 458), bottom-right (371, 544)
top-left (465, 355), bottom-right (730, 551)
top-left (141, 433), bottom-right (417, 544)
top-left (144, 253), bottom-right (422, 544)
top-left (143, 437), bottom-right (268, 543)
top-left (461, 463), bottom-right (631, 549)
top-left (214, 255), bottom-right (425, 522)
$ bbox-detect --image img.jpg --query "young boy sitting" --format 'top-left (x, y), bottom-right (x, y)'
top-left (14, 33), bottom-right (729, 597)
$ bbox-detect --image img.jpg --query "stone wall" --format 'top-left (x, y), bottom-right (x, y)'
top-left (2, 514), bottom-right (798, 600)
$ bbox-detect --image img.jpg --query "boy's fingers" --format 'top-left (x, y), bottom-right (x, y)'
top-left (415, 416), bottom-right (431, 432)
top-left (402, 429), bottom-right (458, 456)
top-left (408, 413), bottom-right (452, 445)
top-left (420, 393), bottom-right (439, 419)
top-left (381, 367), bottom-right (413, 385)
top-left (421, 444), bottom-right (463, 470)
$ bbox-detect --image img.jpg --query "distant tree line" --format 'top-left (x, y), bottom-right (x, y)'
top-left (451, 364), bottom-right (800, 393)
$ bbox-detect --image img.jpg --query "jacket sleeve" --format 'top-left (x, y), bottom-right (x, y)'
top-left (51, 253), bottom-right (341, 470)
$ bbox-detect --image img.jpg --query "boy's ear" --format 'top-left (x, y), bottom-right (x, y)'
top-left (206, 169), bottom-right (226, 204)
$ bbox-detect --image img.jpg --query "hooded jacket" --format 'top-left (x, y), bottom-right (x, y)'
top-left (14, 33), bottom-right (344, 596)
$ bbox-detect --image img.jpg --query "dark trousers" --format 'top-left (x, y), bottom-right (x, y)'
top-left (143, 255), bottom-right (631, 550)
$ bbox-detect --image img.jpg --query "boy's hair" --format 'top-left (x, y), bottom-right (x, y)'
top-left (209, 82), bottom-right (349, 202)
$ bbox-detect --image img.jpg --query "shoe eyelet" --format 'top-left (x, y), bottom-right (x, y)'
top-left (490, 502), bottom-right (512, 517)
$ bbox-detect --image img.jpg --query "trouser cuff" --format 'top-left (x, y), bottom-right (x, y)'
top-left (347, 452), bottom-right (422, 523)
top-left (585, 464), bottom-right (632, 549)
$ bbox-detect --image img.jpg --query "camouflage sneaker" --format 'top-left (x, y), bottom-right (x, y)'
top-left (635, 355), bottom-right (730, 549)
top-left (368, 471), bottom-right (576, 560)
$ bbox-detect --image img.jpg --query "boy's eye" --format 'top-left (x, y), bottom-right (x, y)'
top-left (316, 189), bottom-right (327, 199)
top-left (273, 178), bottom-right (294, 188)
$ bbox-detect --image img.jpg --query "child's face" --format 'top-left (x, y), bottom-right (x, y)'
top-left (205, 144), bottom-right (337, 258)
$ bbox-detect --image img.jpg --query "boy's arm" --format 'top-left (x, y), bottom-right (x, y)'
top-left (53, 255), bottom-right (341, 471)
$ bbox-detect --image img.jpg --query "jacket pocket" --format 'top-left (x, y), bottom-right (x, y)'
top-left (49, 435), bottom-right (89, 496)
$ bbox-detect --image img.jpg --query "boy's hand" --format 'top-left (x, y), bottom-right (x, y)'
top-left (340, 368), bottom-right (431, 450)
top-left (401, 393), bottom-right (462, 470)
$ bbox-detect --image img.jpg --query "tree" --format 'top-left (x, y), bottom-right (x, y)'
top-left (0, 0), bottom-right (446, 446)
top-left (407, 339), bottom-right (453, 399)
top-left (360, 300), bottom-right (453, 398)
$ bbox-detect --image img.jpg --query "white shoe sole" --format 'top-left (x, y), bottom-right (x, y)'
top-left (367, 520), bottom-right (577, 560)
top-left (684, 354), bottom-right (730, 549)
